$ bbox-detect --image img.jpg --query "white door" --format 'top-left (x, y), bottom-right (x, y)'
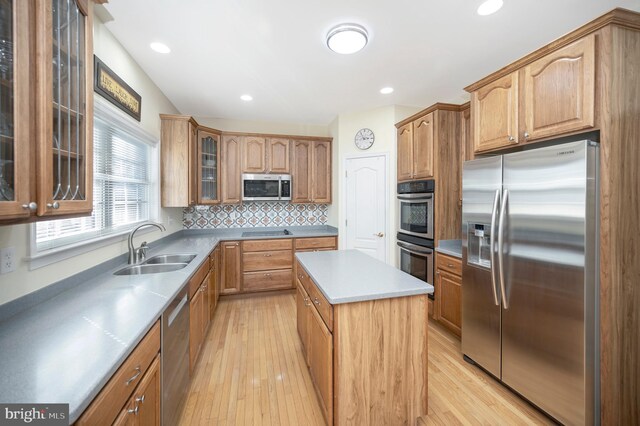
top-left (345, 154), bottom-right (387, 261)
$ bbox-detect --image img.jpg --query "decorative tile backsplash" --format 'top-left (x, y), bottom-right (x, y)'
top-left (183, 202), bottom-right (329, 229)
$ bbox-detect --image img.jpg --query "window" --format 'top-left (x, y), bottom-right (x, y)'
top-left (33, 99), bottom-right (158, 255)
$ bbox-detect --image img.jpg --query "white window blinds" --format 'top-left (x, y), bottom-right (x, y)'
top-left (36, 113), bottom-right (152, 251)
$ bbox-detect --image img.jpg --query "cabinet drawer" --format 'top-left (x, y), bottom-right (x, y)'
top-left (436, 253), bottom-right (462, 276)
top-left (189, 258), bottom-right (210, 299)
top-left (307, 279), bottom-right (333, 332)
top-left (76, 321), bottom-right (161, 426)
top-left (243, 238), bottom-right (293, 252)
top-left (295, 237), bottom-right (336, 250)
top-left (243, 269), bottom-right (293, 291)
top-left (243, 250), bottom-right (292, 272)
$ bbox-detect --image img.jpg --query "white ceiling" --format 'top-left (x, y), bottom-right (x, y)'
top-left (103, 0), bottom-right (640, 126)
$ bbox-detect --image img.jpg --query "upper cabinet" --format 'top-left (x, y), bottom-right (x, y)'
top-left (412, 113), bottom-right (435, 179)
top-left (160, 115), bottom-right (198, 207)
top-left (267, 138), bottom-right (290, 173)
top-left (522, 34), bottom-right (595, 141)
top-left (292, 140), bottom-right (331, 204)
top-left (468, 34), bottom-right (596, 153)
top-left (197, 128), bottom-right (220, 204)
top-left (396, 123), bottom-right (413, 181)
top-left (241, 136), bottom-right (290, 174)
top-left (1, 0), bottom-right (94, 222)
top-left (221, 134), bottom-right (241, 204)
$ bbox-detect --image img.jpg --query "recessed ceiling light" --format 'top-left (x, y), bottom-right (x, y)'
top-left (380, 87), bottom-right (394, 94)
top-left (150, 42), bottom-right (171, 54)
top-left (477, 0), bottom-right (504, 16)
top-left (326, 23), bottom-right (368, 54)
top-left (240, 94), bottom-right (253, 102)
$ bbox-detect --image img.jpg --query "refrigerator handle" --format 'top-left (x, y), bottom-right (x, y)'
top-left (498, 189), bottom-right (509, 309)
top-left (489, 189), bottom-right (501, 306)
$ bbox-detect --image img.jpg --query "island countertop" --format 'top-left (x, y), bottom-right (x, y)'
top-left (295, 249), bottom-right (433, 304)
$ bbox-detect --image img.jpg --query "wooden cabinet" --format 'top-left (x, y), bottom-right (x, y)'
top-left (522, 34), bottom-right (595, 141)
top-left (220, 241), bottom-right (241, 294)
top-left (242, 136), bottom-right (266, 173)
top-left (460, 103), bottom-right (472, 203)
top-left (77, 321), bottom-right (161, 426)
top-left (294, 236), bottom-right (337, 251)
top-left (308, 301), bottom-right (333, 424)
top-left (242, 239), bottom-right (293, 292)
top-left (1, 0), bottom-right (94, 221)
top-left (412, 113), bottom-right (435, 179)
top-left (291, 140), bottom-right (332, 203)
top-left (209, 246), bottom-right (220, 320)
top-left (470, 35), bottom-right (596, 154)
top-left (396, 123), bottom-right (413, 182)
top-left (296, 282), bottom-right (311, 364)
top-left (113, 355), bottom-right (161, 426)
top-left (472, 72), bottom-right (519, 153)
top-left (160, 115), bottom-right (198, 207)
top-left (435, 253), bottom-right (462, 337)
top-left (197, 128), bottom-right (220, 204)
top-left (221, 135), bottom-right (241, 203)
top-left (267, 138), bottom-right (290, 173)
top-left (189, 278), bottom-right (208, 374)
top-left (291, 140), bottom-right (312, 202)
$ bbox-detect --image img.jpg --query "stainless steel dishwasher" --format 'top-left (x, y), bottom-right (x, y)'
top-left (161, 284), bottom-right (190, 426)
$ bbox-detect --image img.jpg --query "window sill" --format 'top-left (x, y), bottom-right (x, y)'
top-left (27, 226), bottom-right (161, 271)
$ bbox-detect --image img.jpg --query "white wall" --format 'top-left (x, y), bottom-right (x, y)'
top-left (327, 105), bottom-right (422, 266)
top-left (0, 16), bottom-right (182, 306)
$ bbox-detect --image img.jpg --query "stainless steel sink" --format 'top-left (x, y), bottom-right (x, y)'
top-left (143, 254), bottom-right (197, 265)
top-left (114, 263), bottom-right (189, 276)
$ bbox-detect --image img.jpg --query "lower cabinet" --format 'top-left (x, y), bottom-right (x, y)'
top-left (209, 246), bottom-right (220, 319)
top-left (220, 241), bottom-right (242, 295)
top-left (189, 275), bottom-right (210, 375)
top-left (113, 355), bottom-right (161, 426)
top-left (308, 303), bottom-right (333, 424)
top-left (296, 282), bottom-right (311, 365)
top-left (242, 238), bottom-right (293, 292)
top-left (435, 253), bottom-right (463, 337)
top-left (76, 322), bottom-right (161, 426)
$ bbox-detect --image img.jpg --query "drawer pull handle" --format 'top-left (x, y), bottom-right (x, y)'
top-left (313, 298), bottom-right (320, 306)
top-left (135, 395), bottom-right (145, 404)
top-left (125, 366), bottom-right (141, 385)
top-left (264, 273), bottom-right (271, 277)
top-left (128, 405), bottom-right (139, 415)
top-left (264, 253), bottom-right (272, 257)
top-left (447, 264), bottom-right (454, 268)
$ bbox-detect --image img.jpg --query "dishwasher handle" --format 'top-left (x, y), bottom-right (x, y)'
top-left (168, 293), bottom-right (188, 327)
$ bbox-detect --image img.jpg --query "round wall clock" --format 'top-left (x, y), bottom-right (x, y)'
top-left (354, 128), bottom-right (375, 150)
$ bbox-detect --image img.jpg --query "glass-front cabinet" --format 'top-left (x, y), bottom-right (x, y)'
top-left (197, 129), bottom-right (220, 204)
top-left (0, 0), bottom-right (94, 221)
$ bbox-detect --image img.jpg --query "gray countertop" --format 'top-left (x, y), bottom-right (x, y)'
top-left (0, 225), bottom-right (336, 423)
top-left (436, 239), bottom-right (462, 259)
top-left (295, 250), bottom-right (434, 304)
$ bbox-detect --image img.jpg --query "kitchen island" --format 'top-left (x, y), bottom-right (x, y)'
top-left (295, 250), bottom-right (434, 425)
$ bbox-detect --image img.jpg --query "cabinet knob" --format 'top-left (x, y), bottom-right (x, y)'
top-left (508, 135), bottom-right (515, 142)
top-left (47, 201), bottom-right (60, 209)
top-left (447, 264), bottom-right (454, 268)
top-left (128, 406), bottom-right (139, 415)
top-left (313, 298), bottom-right (320, 306)
top-left (135, 395), bottom-right (145, 404)
top-left (22, 202), bottom-right (37, 211)
top-left (264, 273), bottom-right (271, 277)
top-left (524, 131), bottom-right (530, 139)
top-left (264, 253), bottom-right (272, 257)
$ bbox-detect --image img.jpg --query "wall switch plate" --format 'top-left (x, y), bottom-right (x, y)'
top-left (0, 247), bottom-right (16, 274)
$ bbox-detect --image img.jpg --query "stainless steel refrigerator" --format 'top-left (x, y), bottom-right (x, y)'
top-left (462, 140), bottom-right (599, 425)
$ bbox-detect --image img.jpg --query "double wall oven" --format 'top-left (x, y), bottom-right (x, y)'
top-left (397, 179), bottom-right (435, 299)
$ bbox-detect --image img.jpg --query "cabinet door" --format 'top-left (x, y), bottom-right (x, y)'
top-left (397, 123), bottom-right (413, 182)
top-left (412, 113), bottom-right (434, 179)
top-left (460, 105), bottom-right (472, 202)
top-left (472, 72), bottom-right (519, 153)
top-left (208, 257), bottom-right (218, 320)
top-left (113, 401), bottom-right (135, 426)
top-left (201, 279), bottom-right (210, 335)
top-left (523, 34), bottom-right (595, 141)
top-left (189, 287), bottom-right (203, 374)
top-left (221, 135), bottom-right (241, 203)
top-left (291, 140), bottom-right (312, 203)
top-left (309, 305), bottom-right (333, 425)
top-left (0, 1), bottom-right (30, 220)
top-left (132, 355), bottom-right (161, 426)
top-left (197, 130), bottom-right (220, 204)
top-left (220, 241), bottom-right (241, 295)
top-left (242, 136), bottom-right (266, 173)
top-left (188, 123), bottom-right (197, 206)
top-left (437, 270), bottom-right (462, 336)
top-left (267, 138), bottom-right (290, 173)
top-left (36, 0), bottom-right (94, 217)
top-left (296, 282), bottom-right (311, 363)
top-left (311, 141), bottom-right (331, 203)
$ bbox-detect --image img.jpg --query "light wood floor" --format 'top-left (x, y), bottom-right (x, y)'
top-left (179, 292), bottom-right (553, 426)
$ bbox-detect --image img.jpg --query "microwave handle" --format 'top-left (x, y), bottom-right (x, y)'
top-left (397, 193), bottom-right (433, 200)
top-left (397, 241), bottom-right (433, 256)
top-left (278, 178), bottom-right (282, 201)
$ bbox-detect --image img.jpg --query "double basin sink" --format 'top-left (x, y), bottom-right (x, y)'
top-left (114, 254), bottom-right (197, 276)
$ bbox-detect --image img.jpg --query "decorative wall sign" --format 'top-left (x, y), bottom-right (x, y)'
top-left (94, 55), bottom-right (142, 121)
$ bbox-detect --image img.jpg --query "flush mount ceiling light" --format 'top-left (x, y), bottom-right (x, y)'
top-left (240, 94), bottom-right (253, 101)
top-left (326, 23), bottom-right (368, 54)
top-left (150, 42), bottom-right (171, 54)
top-left (380, 87), bottom-right (394, 94)
top-left (477, 0), bottom-right (504, 16)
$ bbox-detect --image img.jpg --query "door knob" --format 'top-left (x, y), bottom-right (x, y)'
top-left (373, 232), bottom-right (384, 237)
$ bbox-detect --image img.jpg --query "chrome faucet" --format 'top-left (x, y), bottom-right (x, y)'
top-left (128, 222), bottom-right (166, 264)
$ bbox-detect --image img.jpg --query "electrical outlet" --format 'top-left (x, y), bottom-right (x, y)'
top-left (0, 247), bottom-right (16, 274)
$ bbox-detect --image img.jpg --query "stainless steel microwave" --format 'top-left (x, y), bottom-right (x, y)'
top-left (242, 174), bottom-right (292, 201)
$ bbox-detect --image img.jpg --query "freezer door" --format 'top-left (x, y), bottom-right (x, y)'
top-left (461, 156), bottom-right (503, 378)
top-left (501, 140), bottom-right (598, 425)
